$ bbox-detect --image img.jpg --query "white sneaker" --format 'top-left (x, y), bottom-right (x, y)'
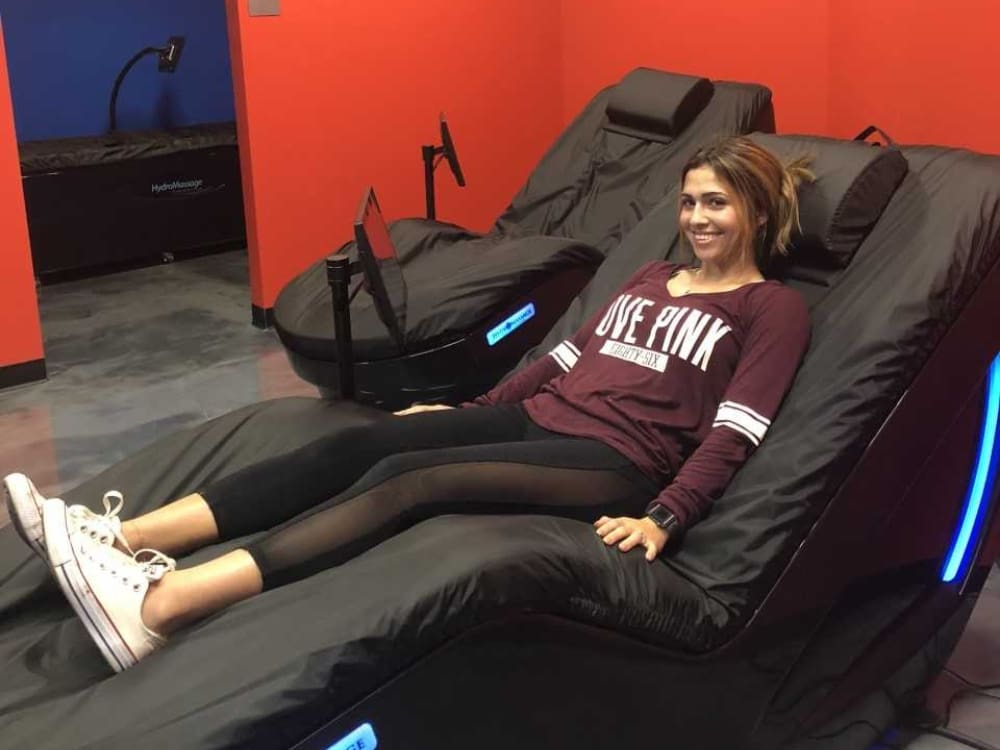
top-left (43, 498), bottom-right (174, 672)
top-left (3, 473), bottom-right (48, 556)
top-left (68, 491), bottom-right (132, 551)
top-left (3, 473), bottom-right (131, 558)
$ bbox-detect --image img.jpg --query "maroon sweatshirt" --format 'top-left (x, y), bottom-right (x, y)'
top-left (469, 261), bottom-right (811, 529)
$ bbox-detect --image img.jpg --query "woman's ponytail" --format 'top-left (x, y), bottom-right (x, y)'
top-left (773, 156), bottom-right (815, 258)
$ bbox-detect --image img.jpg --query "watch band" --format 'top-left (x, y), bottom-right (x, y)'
top-left (644, 502), bottom-right (680, 534)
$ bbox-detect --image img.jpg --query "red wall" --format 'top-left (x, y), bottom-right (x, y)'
top-left (0, 20), bottom-right (43, 370)
top-left (2, 2), bottom-right (998, 372)
top-left (223, 0), bottom-right (1000, 313)
top-left (559, 0), bottom-right (1000, 155)
top-left (227, 0), bottom-right (565, 309)
top-left (828, 0), bottom-right (1000, 153)
top-left (558, 0), bottom-right (830, 136)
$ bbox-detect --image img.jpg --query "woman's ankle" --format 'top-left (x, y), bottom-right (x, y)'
top-left (139, 551), bottom-right (263, 637)
top-left (118, 520), bottom-right (143, 554)
top-left (140, 576), bottom-right (183, 636)
top-left (119, 496), bottom-right (220, 558)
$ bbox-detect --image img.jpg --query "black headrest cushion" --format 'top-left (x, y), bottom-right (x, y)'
top-left (748, 133), bottom-right (908, 269)
top-left (605, 68), bottom-right (714, 143)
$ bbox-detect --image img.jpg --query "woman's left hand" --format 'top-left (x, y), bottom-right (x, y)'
top-left (393, 403), bottom-right (456, 416)
top-left (593, 515), bottom-right (669, 562)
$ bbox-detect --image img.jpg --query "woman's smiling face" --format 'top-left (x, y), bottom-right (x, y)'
top-left (679, 166), bottom-right (747, 266)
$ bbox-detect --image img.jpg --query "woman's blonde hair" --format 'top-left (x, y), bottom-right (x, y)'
top-left (680, 136), bottom-right (814, 271)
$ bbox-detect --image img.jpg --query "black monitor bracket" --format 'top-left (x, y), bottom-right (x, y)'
top-left (421, 144), bottom-right (445, 221)
top-left (421, 114), bottom-right (466, 221)
top-left (324, 254), bottom-right (363, 400)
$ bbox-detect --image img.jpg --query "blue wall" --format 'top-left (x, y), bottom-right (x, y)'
top-left (0, 2), bottom-right (235, 141)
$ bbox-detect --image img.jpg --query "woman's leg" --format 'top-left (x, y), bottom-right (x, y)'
top-left (118, 494), bottom-right (217, 556)
top-left (141, 549), bottom-right (262, 635)
top-left (115, 404), bottom-right (532, 556)
top-left (141, 438), bottom-right (657, 633)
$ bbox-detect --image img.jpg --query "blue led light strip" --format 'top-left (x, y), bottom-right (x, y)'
top-left (941, 354), bottom-right (1000, 583)
top-left (486, 303), bottom-right (536, 346)
top-left (325, 722), bottom-right (377, 750)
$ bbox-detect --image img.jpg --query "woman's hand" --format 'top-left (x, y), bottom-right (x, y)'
top-left (393, 403), bottom-right (456, 416)
top-left (593, 515), bottom-right (669, 562)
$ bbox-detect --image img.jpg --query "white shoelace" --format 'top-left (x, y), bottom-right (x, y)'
top-left (132, 548), bottom-right (176, 581)
top-left (69, 490), bottom-right (134, 553)
top-left (83, 542), bottom-right (176, 594)
top-left (100, 490), bottom-right (124, 518)
top-left (71, 491), bottom-right (176, 587)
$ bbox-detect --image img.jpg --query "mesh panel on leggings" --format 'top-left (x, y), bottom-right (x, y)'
top-left (248, 458), bottom-right (655, 589)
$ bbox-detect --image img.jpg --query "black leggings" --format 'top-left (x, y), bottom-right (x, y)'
top-left (200, 404), bottom-right (658, 589)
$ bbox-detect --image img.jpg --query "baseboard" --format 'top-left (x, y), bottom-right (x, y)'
top-left (251, 304), bottom-right (275, 329)
top-left (0, 358), bottom-right (47, 389)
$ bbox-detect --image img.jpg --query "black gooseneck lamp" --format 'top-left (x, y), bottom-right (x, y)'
top-left (108, 36), bottom-right (186, 133)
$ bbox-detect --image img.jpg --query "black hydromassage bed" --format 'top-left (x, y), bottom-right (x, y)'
top-left (1, 133), bottom-right (999, 750)
top-left (272, 68), bottom-right (774, 408)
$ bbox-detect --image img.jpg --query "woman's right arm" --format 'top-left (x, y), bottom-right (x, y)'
top-left (396, 345), bottom-right (573, 414)
top-left (467, 261), bottom-right (664, 406)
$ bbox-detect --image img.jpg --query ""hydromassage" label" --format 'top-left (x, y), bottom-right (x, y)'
top-left (151, 179), bottom-right (205, 194)
top-left (324, 722), bottom-right (378, 750)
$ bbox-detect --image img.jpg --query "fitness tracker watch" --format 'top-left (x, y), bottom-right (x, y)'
top-left (644, 502), bottom-right (680, 535)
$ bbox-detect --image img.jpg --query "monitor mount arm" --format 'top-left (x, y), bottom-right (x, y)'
top-left (421, 144), bottom-right (446, 221)
top-left (421, 115), bottom-right (465, 221)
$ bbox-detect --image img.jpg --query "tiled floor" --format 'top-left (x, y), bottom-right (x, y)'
top-left (0, 251), bottom-right (312, 507)
top-left (0, 251), bottom-right (996, 749)
top-left (912, 570), bottom-right (1000, 749)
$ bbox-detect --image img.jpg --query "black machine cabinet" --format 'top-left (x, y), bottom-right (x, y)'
top-left (19, 122), bottom-right (246, 281)
top-left (292, 263), bottom-right (597, 410)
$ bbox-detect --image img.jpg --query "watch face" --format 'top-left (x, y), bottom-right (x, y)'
top-left (646, 504), bottom-right (676, 528)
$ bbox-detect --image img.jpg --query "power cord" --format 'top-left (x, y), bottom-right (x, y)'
top-left (925, 726), bottom-right (999, 750)
top-left (944, 666), bottom-right (1000, 691)
top-left (939, 685), bottom-right (1000, 728)
top-left (903, 667), bottom-right (1000, 750)
top-left (795, 664), bottom-right (999, 749)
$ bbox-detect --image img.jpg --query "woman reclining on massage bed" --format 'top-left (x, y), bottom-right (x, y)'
top-left (4, 136), bottom-right (813, 673)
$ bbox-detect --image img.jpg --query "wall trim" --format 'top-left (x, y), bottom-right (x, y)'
top-left (0, 358), bottom-right (46, 390)
top-left (251, 304), bottom-right (274, 329)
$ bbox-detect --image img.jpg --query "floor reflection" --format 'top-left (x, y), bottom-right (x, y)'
top-left (0, 251), bottom-right (314, 500)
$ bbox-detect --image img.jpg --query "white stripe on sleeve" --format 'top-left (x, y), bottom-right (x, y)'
top-left (713, 418), bottom-right (762, 446)
top-left (548, 349), bottom-right (569, 372)
top-left (721, 400), bottom-right (770, 427)
top-left (548, 341), bottom-right (580, 372)
top-left (713, 401), bottom-right (771, 446)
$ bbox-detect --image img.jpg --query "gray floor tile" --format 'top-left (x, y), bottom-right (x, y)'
top-left (0, 251), bottom-right (315, 499)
